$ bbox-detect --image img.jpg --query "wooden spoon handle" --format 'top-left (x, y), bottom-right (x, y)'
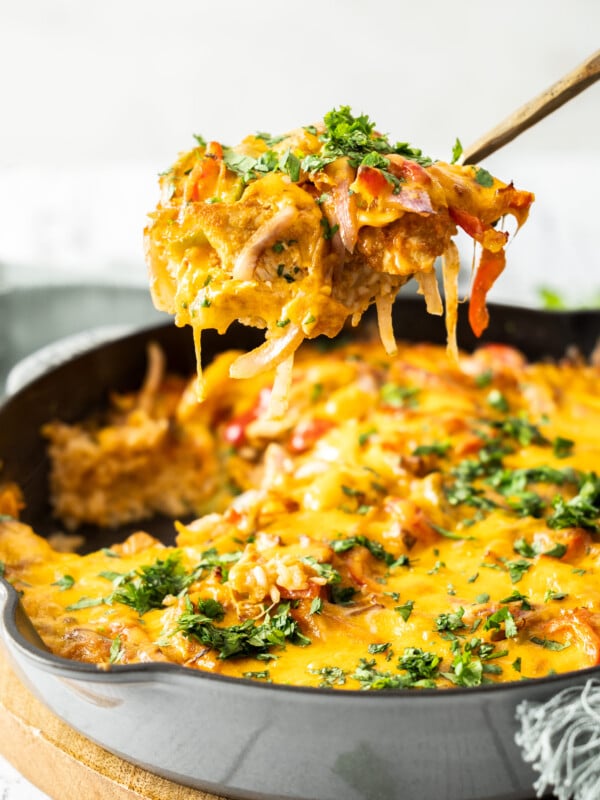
top-left (462, 50), bottom-right (600, 165)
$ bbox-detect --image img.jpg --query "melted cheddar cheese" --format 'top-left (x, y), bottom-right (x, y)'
top-left (3, 337), bottom-right (600, 690)
top-left (144, 107), bottom-right (533, 411)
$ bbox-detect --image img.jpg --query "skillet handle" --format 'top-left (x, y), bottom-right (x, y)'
top-left (0, 577), bottom-right (50, 653)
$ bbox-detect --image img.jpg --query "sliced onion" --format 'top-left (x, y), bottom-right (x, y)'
top-left (267, 354), bottom-right (295, 419)
top-left (233, 205), bottom-right (297, 280)
top-left (441, 242), bottom-right (460, 363)
top-left (139, 341), bottom-right (166, 411)
top-left (415, 268), bottom-right (443, 315)
top-left (385, 187), bottom-right (434, 215)
top-left (375, 294), bottom-right (397, 355)
top-left (333, 179), bottom-right (358, 253)
top-left (229, 323), bottom-right (304, 379)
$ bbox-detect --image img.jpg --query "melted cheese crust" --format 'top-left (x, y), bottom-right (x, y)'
top-left (144, 119), bottom-right (533, 404)
top-left (2, 339), bottom-right (600, 690)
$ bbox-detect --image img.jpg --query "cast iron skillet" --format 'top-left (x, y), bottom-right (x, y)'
top-left (0, 298), bottom-right (599, 800)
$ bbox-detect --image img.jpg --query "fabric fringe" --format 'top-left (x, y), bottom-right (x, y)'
top-left (516, 679), bottom-right (600, 800)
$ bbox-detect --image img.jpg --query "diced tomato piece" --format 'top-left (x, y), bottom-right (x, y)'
top-left (398, 159), bottom-right (430, 185)
top-left (474, 343), bottom-right (526, 370)
top-left (289, 418), bottom-right (334, 453)
top-left (223, 388), bottom-right (271, 446)
top-left (355, 166), bottom-right (389, 198)
top-left (223, 410), bottom-right (256, 447)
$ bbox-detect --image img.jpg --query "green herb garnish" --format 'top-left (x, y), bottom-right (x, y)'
top-left (52, 574), bottom-right (75, 591)
top-left (176, 598), bottom-right (310, 659)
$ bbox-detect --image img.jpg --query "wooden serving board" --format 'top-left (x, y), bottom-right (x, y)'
top-left (0, 644), bottom-right (228, 800)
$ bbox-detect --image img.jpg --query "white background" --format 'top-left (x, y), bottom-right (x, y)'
top-left (0, 2), bottom-right (598, 797)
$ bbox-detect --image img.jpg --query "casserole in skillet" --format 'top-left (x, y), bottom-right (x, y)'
top-left (0, 298), bottom-right (598, 799)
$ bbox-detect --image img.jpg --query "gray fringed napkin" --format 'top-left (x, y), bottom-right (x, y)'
top-left (516, 679), bottom-right (600, 800)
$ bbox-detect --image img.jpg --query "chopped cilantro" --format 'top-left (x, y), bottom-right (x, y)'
top-left (222, 150), bottom-right (258, 180)
top-left (243, 670), bottom-right (272, 681)
top-left (398, 647), bottom-right (441, 681)
top-left (544, 589), bottom-right (568, 602)
top-left (380, 383), bottom-right (419, 409)
top-left (430, 523), bottom-right (476, 541)
top-left (435, 607), bottom-right (465, 632)
top-left (413, 442), bottom-right (450, 457)
top-left (451, 137), bottom-right (463, 164)
top-left (352, 658), bottom-right (405, 690)
top-left (310, 382), bottom-right (323, 403)
top-left (474, 167), bottom-right (494, 187)
top-left (445, 480), bottom-right (497, 511)
top-left (301, 556), bottom-right (341, 585)
top-left (505, 558), bottom-right (532, 584)
top-left (320, 217), bottom-right (339, 240)
top-left (358, 427), bottom-right (377, 447)
top-left (309, 597), bottom-right (323, 615)
top-left (547, 472), bottom-right (600, 531)
top-left (98, 570), bottom-right (124, 582)
top-left (308, 665), bottom-right (347, 687)
top-left (530, 636), bottom-right (570, 651)
top-left (330, 535), bottom-right (397, 566)
top-left (256, 131), bottom-right (286, 146)
top-left (507, 491), bottom-right (545, 518)
top-left (368, 642), bottom-right (391, 655)
top-left (442, 640), bottom-right (483, 687)
top-left (553, 437), bottom-right (574, 459)
top-left (193, 547), bottom-right (242, 582)
top-left (483, 607), bottom-right (518, 638)
top-left (109, 635), bottom-right (123, 665)
top-left (177, 598), bottom-right (310, 659)
top-left (499, 590), bottom-right (532, 610)
top-left (487, 390), bottom-right (509, 413)
top-left (66, 596), bottom-right (104, 611)
top-left (513, 537), bottom-right (537, 558)
top-left (329, 585), bottom-right (357, 605)
top-left (543, 543), bottom-right (568, 558)
top-left (490, 416), bottom-right (548, 448)
top-left (279, 149), bottom-right (301, 182)
top-left (395, 600), bottom-right (414, 622)
top-left (52, 574), bottom-right (75, 591)
top-left (108, 553), bottom-right (192, 615)
top-left (475, 370), bottom-right (493, 388)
